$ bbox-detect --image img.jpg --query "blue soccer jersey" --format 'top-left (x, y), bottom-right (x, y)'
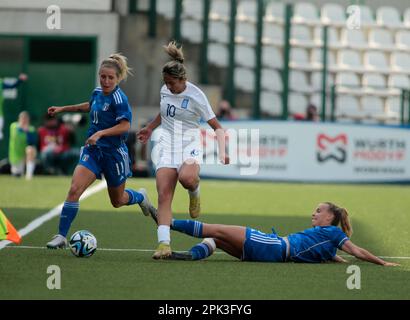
top-left (88, 86), bottom-right (132, 149)
top-left (287, 226), bottom-right (349, 263)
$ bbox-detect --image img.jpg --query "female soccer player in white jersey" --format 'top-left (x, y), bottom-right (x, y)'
top-left (46, 54), bottom-right (157, 249)
top-left (146, 202), bottom-right (399, 266)
top-left (137, 41), bottom-right (229, 259)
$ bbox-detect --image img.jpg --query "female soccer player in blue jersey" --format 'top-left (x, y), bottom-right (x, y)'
top-left (46, 54), bottom-right (156, 249)
top-left (145, 202), bottom-right (399, 266)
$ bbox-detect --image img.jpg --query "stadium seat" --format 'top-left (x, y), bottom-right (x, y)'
top-left (388, 74), bottom-right (410, 90)
top-left (235, 44), bottom-right (255, 68)
top-left (181, 19), bottom-right (202, 44)
top-left (156, 0), bottom-right (174, 19)
top-left (262, 45), bottom-right (283, 69)
top-left (386, 96), bottom-right (401, 114)
top-left (182, 0), bottom-right (203, 20)
top-left (209, 20), bottom-right (229, 43)
top-left (208, 43), bottom-right (228, 67)
top-left (376, 6), bottom-right (403, 28)
top-left (289, 93), bottom-right (308, 115)
top-left (236, 21), bottom-right (256, 45)
top-left (335, 72), bottom-right (362, 95)
top-left (364, 51), bottom-right (390, 73)
top-left (236, 0), bottom-right (257, 23)
top-left (289, 48), bottom-right (314, 71)
top-left (404, 8), bottom-right (410, 28)
top-left (340, 28), bottom-right (368, 50)
top-left (336, 95), bottom-right (364, 119)
top-left (309, 93), bottom-right (330, 114)
top-left (321, 3), bottom-right (345, 26)
top-left (289, 71), bottom-right (313, 94)
top-left (262, 22), bottom-right (284, 46)
top-left (314, 26), bottom-right (341, 49)
top-left (395, 30), bottom-right (410, 50)
top-left (362, 73), bottom-right (390, 96)
top-left (356, 5), bottom-right (376, 26)
top-left (261, 68), bottom-right (282, 92)
top-left (311, 48), bottom-right (337, 71)
top-left (338, 49), bottom-right (364, 72)
top-left (311, 71), bottom-right (334, 91)
top-left (390, 52), bottom-right (410, 74)
top-left (234, 67), bottom-right (254, 92)
top-left (210, 0), bottom-right (230, 21)
top-left (368, 28), bottom-right (395, 51)
top-left (290, 25), bottom-right (314, 48)
top-left (264, 2), bottom-right (285, 23)
top-left (293, 2), bottom-right (320, 25)
top-left (361, 96), bottom-right (386, 119)
top-left (260, 91), bottom-right (282, 116)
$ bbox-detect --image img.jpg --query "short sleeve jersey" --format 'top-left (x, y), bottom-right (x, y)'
top-left (88, 86), bottom-right (132, 149)
top-left (159, 82), bottom-right (216, 149)
top-left (287, 226), bottom-right (349, 263)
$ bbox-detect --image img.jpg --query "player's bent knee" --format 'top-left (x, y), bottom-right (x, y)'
top-left (179, 176), bottom-right (198, 190)
top-left (110, 200), bottom-right (123, 208)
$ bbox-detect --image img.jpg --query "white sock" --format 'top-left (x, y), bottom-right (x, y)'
top-left (157, 225), bottom-right (170, 245)
top-left (188, 185), bottom-right (200, 198)
top-left (26, 161), bottom-right (35, 180)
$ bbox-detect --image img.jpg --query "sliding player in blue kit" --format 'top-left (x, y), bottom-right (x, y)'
top-left (46, 53), bottom-right (156, 249)
top-left (145, 202), bottom-right (399, 266)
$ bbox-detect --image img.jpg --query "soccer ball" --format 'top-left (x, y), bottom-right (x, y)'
top-left (69, 230), bottom-right (97, 258)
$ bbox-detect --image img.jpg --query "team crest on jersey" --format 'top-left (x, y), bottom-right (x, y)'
top-left (190, 149), bottom-right (199, 157)
top-left (82, 154), bottom-right (89, 162)
top-left (181, 98), bottom-right (189, 109)
top-left (103, 103), bottom-right (110, 111)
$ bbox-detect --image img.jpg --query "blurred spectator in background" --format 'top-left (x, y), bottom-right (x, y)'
top-left (8, 111), bottom-right (37, 180)
top-left (294, 103), bottom-right (320, 122)
top-left (216, 99), bottom-right (237, 121)
top-left (306, 104), bottom-right (320, 122)
top-left (0, 73), bottom-right (28, 140)
top-left (38, 113), bottom-right (79, 175)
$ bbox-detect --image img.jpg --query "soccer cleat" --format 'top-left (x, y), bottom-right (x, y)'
top-left (152, 242), bottom-right (172, 259)
top-left (189, 193), bottom-right (201, 218)
top-left (138, 188), bottom-right (157, 217)
top-left (166, 251), bottom-right (194, 261)
top-left (46, 234), bottom-right (67, 249)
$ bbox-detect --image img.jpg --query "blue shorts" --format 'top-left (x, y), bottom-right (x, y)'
top-left (78, 145), bottom-right (132, 187)
top-left (242, 228), bottom-right (287, 262)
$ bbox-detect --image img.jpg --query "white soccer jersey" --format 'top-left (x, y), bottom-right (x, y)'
top-left (158, 81), bottom-right (216, 153)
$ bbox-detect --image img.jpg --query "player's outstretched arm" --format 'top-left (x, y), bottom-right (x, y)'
top-left (137, 113), bottom-right (161, 144)
top-left (332, 255), bottom-right (348, 263)
top-left (207, 117), bottom-right (229, 165)
top-left (341, 240), bottom-right (399, 266)
top-left (48, 102), bottom-right (90, 116)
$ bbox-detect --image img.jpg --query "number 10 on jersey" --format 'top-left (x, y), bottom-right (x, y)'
top-left (166, 104), bottom-right (176, 117)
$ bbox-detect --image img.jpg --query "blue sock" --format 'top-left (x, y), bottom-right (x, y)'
top-left (125, 189), bottom-right (144, 205)
top-left (171, 219), bottom-right (203, 238)
top-left (190, 243), bottom-right (212, 260)
top-left (58, 201), bottom-right (79, 237)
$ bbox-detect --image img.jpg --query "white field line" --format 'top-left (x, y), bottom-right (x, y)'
top-left (0, 180), bottom-right (107, 250)
top-left (2, 245), bottom-right (409, 260)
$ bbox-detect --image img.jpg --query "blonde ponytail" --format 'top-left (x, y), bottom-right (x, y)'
top-left (162, 41), bottom-right (187, 80)
top-left (326, 202), bottom-right (353, 237)
top-left (340, 208), bottom-right (353, 238)
top-left (100, 53), bottom-right (132, 82)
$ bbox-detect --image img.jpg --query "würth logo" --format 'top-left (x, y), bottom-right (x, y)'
top-left (317, 134), bottom-right (348, 163)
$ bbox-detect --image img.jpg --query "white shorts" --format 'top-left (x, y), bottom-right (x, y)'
top-left (155, 144), bottom-right (203, 172)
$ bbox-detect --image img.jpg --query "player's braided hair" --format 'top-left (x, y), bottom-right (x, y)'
top-left (100, 53), bottom-right (132, 82)
top-left (326, 202), bottom-right (353, 237)
top-left (162, 41), bottom-right (187, 80)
